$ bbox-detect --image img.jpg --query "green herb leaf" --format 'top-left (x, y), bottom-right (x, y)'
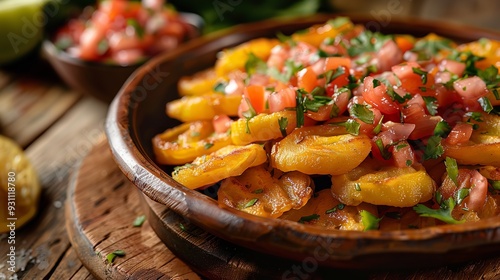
top-left (348, 30), bottom-right (392, 57)
top-left (127, 18), bottom-right (144, 38)
top-left (204, 143), bottom-right (214, 150)
top-left (245, 52), bottom-right (268, 76)
top-left (172, 163), bottom-right (194, 176)
top-left (106, 250), bottom-right (126, 264)
top-left (422, 96), bottom-right (438, 115)
top-left (456, 188), bottom-right (470, 205)
top-left (372, 115), bottom-right (384, 134)
top-left (434, 120), bottom-right (451, 137)
top-left (423, 136), bottom-right (444, 160)
top-left (179, 223), bottom-right (186, 231)
top-left (303, 95), bottom-right (333, 112)
top-left (242, 97), bottom-right (257, 133)
top-left (478, 97), bottom-right (493, 113)
top-left (412, 36), bottom-right (453, 60)
top-left (375, 138), bottom-right (392, 160)
top-left (414, 197), bottom-right (465, 224)
top-left (252, 189), bottom-right (264, 194)
top-left (243, 198), bottom-right (258, 209)
top-left (298, 214), bottom-right (320, 223)
top-left (344, 119), bottom-right (361, 135)
top-left (354, 183), bottom-right (361, 191)
top-left (278, 117), bottom-right (288, 137)
top-left (213, 81), bottom-right (227, 94)
top-left (360, 210), bottom-right (381, 231)
top-left (372, 78), bottom-right (381, 88)
top-left (445, 157), bottom-right (459, 187)
top-left (327, 17), bottom-right (351, 28)
top-left (325, 203), bottom-right (345, 214)
top-left (412, 67), bottom-right (428, 84)
top-left (349, 104), bottom-right (374, 124)
top-left (296, 91), bottom-right (305, 128)
top-left (133, 215), bottom-right (146, 227)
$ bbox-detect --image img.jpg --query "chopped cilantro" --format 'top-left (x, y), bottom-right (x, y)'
top-left (133, 215), bottom-right (146, 227)
top-left (127, 18), bottom-right (144, 38)
top-left (276, 32), bottom-right (296, 47)
top-left (298, 214), bottom-right (320, 223)
top-left (372, 115), bottom-right (384, 134)
top-left (478, 97), bottom-right (493, 113)
top-left (204, 143), bottom-right (214, 150)
top-left (372, 78), bottom-right (382, 88)
top-left (412, 36), bottom-right (453, 60)
top-left (252, 189), bottom-right (264, 194)
top-left (412, 67), bottom-right (428, 84)
top-left (422, 96), bottom-right (438, 115)
top-left (423, 135), bottom-right (444, 160)
top-left (245, 52), bottom-right (268, 76)
top-left (406, 159), bottom-right (413, 166)
top-left (360, 210), bottom-right (381, 231)
top-left (319, 67), bottom-right (346, 84)
top-left (303, 95), bottom-right (333, 112)
top-left (490, 180), bottom-right (500, 191)
top-left (213, 81), bottom-right (227, 94)
top-left (295, 91), bottom-right (305, 128)
top-left (179, 223), bottom-right (186, 231)
top-left (414, 197), bottom-right (465, 224)
top-left (172, 163), bottom-right (194, 176)
top-left (278, 117), bottom-right (288, 137)
top-left (456, 188), bottom-right (470, 205)
top-left (375, 138), bottom-right (392, 160)
top-left (327, 17), bottom-right (351, 28)
top-left (242, 97), bottom-right (257, 133)
top-left (434, 120), bottom-right (451, 137)
top-left (243, 198), bottom-right (258, 209)
top-left (349, 104), bottom-right (374, 124)
top-left (445, 157), bottom-right (459, 187)
top-left (106, 250), bottom-right (126, 264)
top-left (325, 203), bottom-right (345, 214)
top-left (354, 183), bottom-right (361, 191)
top-left (348, 30), bottom-right (392, 57)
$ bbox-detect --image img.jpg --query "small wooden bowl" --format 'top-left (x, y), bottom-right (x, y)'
top-left (106, 14), bottom-right (500, 269)
top-left (42, 13), bottom-right (203, 103)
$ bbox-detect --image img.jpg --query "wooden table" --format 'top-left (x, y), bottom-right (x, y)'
top-left (1, 55), bottom-right (500, 280)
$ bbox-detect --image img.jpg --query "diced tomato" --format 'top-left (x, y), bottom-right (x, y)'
top-left (355, 107), bottom-right (383, 138)
top-left (453, 76), bottom-right (489, 100)
top-left (212, 114), bottom-right (233, 133)
top-left (392, 61), bottom-right (435, 94)
top-left (439, 169), bottom-right (488, 212)
top-left (445, 122), bottom-right (473, 145)
top-left (324, 57), bottom-right (351, 89)
top-left (438, 59), bottom-right (466, 76)
top-left (306, 104), bottom-right (334, 121)
top-left (376, 40), bottom-right (403, 72)
top-left (409, 115), bottom-right (440, 140)
top-left (297, 66), bottom-right (318, 92)
top-left (362, 76), bottom-right (400, 115)
top-left (268, 87), bottom-right (296, 113)
top-left (379, 122), bottom-right (416, 144)
top-left (243, 85), bottom-right (268, 114)
top-left (391, 140), bottom-right (416, 168)
top-left (431, 84), bottom-right (461, 108)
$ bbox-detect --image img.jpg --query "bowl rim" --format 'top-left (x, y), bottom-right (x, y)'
top-left (105, 13), bottom-right (500, 263)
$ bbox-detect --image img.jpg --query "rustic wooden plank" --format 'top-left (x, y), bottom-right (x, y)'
top-left (66, 141), bottom-right (201, 280)
top-left (0, 97), bottom-right (107, 280)
top-left (0, 74), bottom-right (81, 147)
top-left (51, 247), bottom-right (92, 279)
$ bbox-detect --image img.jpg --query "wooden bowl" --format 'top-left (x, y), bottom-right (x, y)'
top-left (42, 13), bottom-right (203, 103)
top-left (105, 14), bottom-right (500, 269)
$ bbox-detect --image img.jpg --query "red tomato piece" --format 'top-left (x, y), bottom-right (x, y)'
top-left (268, 87), bottom-right (296, 113)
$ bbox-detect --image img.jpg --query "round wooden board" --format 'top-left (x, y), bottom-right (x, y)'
top-left (66, 140), bottom-right (500, 280)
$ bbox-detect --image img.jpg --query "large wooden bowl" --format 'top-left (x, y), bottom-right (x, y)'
top-left (105, 14), bottom-right (500, 269)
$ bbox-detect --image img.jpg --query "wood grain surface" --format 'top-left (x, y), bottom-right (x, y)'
top-left (64, 140), bottom-right (500, 280)
top-left (66, 140), bottom-right (200, 279)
